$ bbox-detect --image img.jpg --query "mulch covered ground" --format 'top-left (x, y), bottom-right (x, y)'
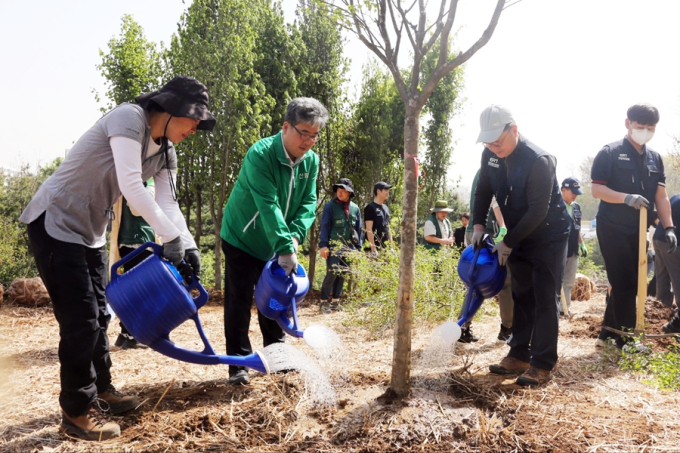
top-left (1, 288), bottom-right (680, 452)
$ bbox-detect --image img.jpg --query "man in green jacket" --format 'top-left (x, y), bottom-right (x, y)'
top-left (220, 98), bottom-right (328, 385)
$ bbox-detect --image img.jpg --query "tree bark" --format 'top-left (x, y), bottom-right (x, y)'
top-left (390, 107), bottom-right (420, 396)
top-left (194, 185), bottom-right (202, 246)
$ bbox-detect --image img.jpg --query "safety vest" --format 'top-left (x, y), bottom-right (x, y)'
top-left (567, 202), bottom-right (582, 257)
top-left (424, 214), bottom-right (451, 250)
top-left (330, 200), bottom-right (360, 245)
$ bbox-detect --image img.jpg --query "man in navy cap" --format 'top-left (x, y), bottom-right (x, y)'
top-left (471, 105), bottom-right (570, 386)
top-left (560, 177), bottom-right (588, 316)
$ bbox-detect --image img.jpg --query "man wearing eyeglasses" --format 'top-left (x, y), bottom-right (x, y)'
top-left (591, 104), bottom-right (676, 352)
top-left (220, 97), bottom-right (328, 385)
top-left (471, 105), bottom-right (570, 386)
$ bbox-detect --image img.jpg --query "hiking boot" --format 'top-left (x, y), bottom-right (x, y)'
top-left (489, 356), bottom-right (530, 375)
top-left (497, 325), bottom-right (512, 342)
top-left (516, 366), bottom-right (552, 386)
top-left (97, 385), bottom-right (139, 415)
top-left (319, 301), bottom-right (331, 314)
top-left (61, 402), bottom-right (121, 441)
top-left (228, 370), bottom-right (250, 385)
top-left (458, 325), bottom-right (479, 343)
top-left (330, 299), bottom-right (340, 312)
top-left (662, 315), bottom-right (680, 334)
top-left (114, 334), bottom-right (148, 350)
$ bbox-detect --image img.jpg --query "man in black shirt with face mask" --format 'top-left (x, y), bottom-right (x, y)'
top-left (591, 104), bottom-right (676, 351)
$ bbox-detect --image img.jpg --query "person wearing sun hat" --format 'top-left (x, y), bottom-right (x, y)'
top-left (20, 75), bottom-right (215, 440)
top-left (471, 104), bottom-right (570, 387)
top-left (424, 200), bottom-right (454, 250)
top-left (318, 178), bottom-right (363, 313)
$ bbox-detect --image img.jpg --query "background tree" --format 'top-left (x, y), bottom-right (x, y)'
top-left (327, 0), bottom-right (507, 396)
top-left (294, 0), bottom-right (349, 284)
top-left (577, 156), bottom-right (598, 221)
top-left (419, 41), bottom-right (464, 217)
top-left (170, 0), bottom-right (274, 289)
top-left (94, 14), bottom-right (164, 111)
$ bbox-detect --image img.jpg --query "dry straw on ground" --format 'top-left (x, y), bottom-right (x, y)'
top-left (1, 290), bottom-right (679, 452)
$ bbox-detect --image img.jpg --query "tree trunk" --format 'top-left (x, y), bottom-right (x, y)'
top-left (390, 108), bottom-right (420, 396)
top-left (214, 225), bottom-right (222, 290)
top-left (195, 186), bottom-right (202, 246)
top-left (308, 219), bottom-right (319, 288)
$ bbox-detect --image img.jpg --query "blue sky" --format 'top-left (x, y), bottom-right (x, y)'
top-left (2, 0), bottom-right (680, 195)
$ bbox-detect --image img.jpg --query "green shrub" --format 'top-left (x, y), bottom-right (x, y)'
top-left (577, 240), bottom-right (605, 280)
top-left (199, 248), bottom-right (217, 289)
top-left (340, 244), bottom-right (469, 337)
top-left (0, 218), bottom-right (37, 286)
top-left (619, 341), bottom-right (680, 391)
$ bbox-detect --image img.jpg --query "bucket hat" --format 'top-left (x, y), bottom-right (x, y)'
top-left (332, 178), bottom-right (355, 197)
top-left (135, 76), bottom-right (216, 131)
top-left (430, 200), bottom-right (453, 213)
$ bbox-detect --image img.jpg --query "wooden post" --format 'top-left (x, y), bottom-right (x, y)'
top-left (635, 207), bottom-right (647, 335)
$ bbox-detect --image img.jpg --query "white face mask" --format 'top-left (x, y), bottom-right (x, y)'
top-left (630, 128), bottom-right (655, 146)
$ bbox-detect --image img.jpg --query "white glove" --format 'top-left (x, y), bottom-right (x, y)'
top-left (370, 248), bottom-right (379, 259)
top-left (491, 241), bottom-right (512, 266)
top-left (278, 253), bottom-right (298, 275)
top-left (471, 231), bottom-right (484, 250)
top-left (624, 194), bottom-right (650, 210)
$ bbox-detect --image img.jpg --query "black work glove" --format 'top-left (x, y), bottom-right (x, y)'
top-left (665, 227), bottom-right (677, 254)
top-left (162, 236), bottom-right (184, 267)
top-left (181, 248), bottom-right (201, 284)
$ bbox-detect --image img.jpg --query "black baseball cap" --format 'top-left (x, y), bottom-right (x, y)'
top-left (561, 177), bottom-right (583, 195)
top-left (374, 181), bottom-right (392, 192)
top-left (135, 76), bottom-right (216, 131)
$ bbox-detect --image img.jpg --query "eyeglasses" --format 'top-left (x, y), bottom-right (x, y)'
top-left (292, 124), bottom-right (320, 143)
top-left (484, 128), bottom-right (511, 149)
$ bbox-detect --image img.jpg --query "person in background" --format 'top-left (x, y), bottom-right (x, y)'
top-left (560, 177), bottom-right (588, 317)
top-left (364, 181), bottom-right (393, 257)
top-left (473, 105), bottom-right (570, 386)
top-left (655, 195), bottom-right (680, 332)
top-left (466, 169), bottom-right (513, 343)
top-left (220, 98), bottom-right (327, 386)
top-left (591, 104), bottom-right (676, 351)
top-left (453, 212), bottom-right (469, 252)
top-left (20, 76), bottom-right (212, 440)
top-left (108, 179), bottom-right (157, 350)
top-left (319, 178), bottom-right (363, 313)
top-left (424, 200), bottom-right (454, 250)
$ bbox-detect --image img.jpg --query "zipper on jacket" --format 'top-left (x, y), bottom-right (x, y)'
top-left (284, 165), bottom-right (295, 219)
top-left (243, 211), bottom-right (259, 233)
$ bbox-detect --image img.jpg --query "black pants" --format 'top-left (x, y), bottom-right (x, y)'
top-left (118, 246), bottom-right (152, 336)
top-left (222, 240), bottom-right (284, 376)
top-left (597, 221), bottom-right (640, 346)
top-left (27, 213), bottom-right (112, 417)
top-left (507, 236), bottom-right (567, 371)
top-left (320, 253), bottom-right (349, 300)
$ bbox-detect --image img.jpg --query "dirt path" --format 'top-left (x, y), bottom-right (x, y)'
top-left (1, 291), bottom-right (679, 452)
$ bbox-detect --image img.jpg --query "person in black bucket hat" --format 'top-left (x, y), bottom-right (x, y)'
top-left (19, 76), bottom-right (215, 441)
top-left (318, 178), bottom-right (363, 313)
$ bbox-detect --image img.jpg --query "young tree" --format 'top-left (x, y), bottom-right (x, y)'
top-left (94, 14), bottom-right (164, 111)
top-left (327, 0), bottom-right (507, 396)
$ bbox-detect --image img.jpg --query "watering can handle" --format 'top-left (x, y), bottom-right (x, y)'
top-left (110, 241), bottom-right (161, 283)
top-left (466, 235), bottom-right (495, 283)
top-left (270, 256), bottom-right (300, 296)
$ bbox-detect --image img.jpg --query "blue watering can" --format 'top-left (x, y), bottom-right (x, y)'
top-left (254, 257), bottom-right (310, 338)
top-left (105, 242), bottom-right (269, 374)
top-left (456, 236), bottom-right (507, 326)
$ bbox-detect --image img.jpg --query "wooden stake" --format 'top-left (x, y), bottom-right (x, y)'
top-left (635, 207), bottom-right (647, 334)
